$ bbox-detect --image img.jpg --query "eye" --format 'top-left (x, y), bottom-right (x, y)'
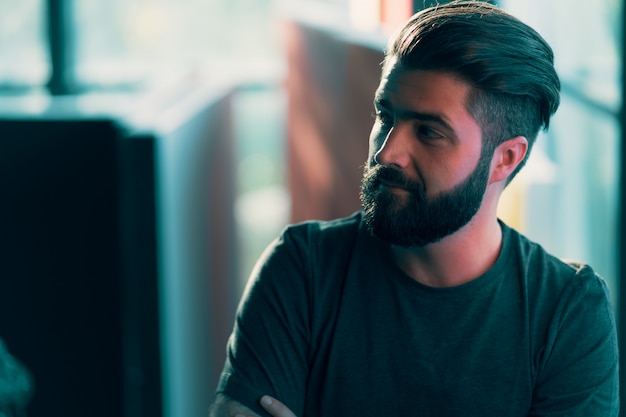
top-left (416, 124), bottom-right (444, 141)
top-left (374, 109), bottom-right (394, 128)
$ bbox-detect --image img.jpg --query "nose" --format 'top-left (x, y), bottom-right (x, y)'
top-left (374, 125), bottom-right (411, 169)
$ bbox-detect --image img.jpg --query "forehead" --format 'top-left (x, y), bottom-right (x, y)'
top-left (376, 59), bottom-right (473, 112)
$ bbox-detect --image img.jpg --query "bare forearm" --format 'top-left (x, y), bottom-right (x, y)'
top-left (209, 394), bottom-right (263, 417)
top-left (209, 394), bottom-right (296, 417)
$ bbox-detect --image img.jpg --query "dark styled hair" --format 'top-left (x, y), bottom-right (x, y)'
top-left (385, 1), bottom-right (561, 182)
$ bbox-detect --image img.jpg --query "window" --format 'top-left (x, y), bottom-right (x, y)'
top-left (0, 0), bottom-right (285, 92)
top-left (73, 0), bottom-right (284, 89)
top-left (0, 0), bottom-right (47, 90)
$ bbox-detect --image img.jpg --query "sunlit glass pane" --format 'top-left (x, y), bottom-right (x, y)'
top-left (73, 0), bottom-right (283, 89)
top-left (502, 0), bottom-right (621, 109)
top-left (0, 0), bottom-right (48, 89)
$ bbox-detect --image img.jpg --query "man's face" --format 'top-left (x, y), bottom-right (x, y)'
top-left (360, 62), bottom-right (491, 247)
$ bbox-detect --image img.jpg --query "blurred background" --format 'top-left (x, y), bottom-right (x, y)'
top-left (0, 0), bottom-right (622, 416)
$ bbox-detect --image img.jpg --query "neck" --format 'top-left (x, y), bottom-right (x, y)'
top-left (390, 210), bottom-right (503, 288)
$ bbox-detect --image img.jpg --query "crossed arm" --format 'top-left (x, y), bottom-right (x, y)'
top-left (209, 393), bottom-right (296, 417)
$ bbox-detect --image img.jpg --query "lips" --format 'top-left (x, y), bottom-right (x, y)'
top-left (375, 168), bottom-right (421, 191)
top-left (378, 178), bottom-right (411, 191)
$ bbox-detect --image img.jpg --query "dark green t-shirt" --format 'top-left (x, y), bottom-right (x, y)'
top-left (217, 212), bottom-right (618, 416)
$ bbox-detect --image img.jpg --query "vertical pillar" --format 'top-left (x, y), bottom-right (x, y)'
top-left (618, 1), bottom-right (626, 415)
top-left (46, 0), bottom-right (76, 95)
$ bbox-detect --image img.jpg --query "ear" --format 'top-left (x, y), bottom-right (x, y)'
top-left (489, 136), bottom-right (528, 184)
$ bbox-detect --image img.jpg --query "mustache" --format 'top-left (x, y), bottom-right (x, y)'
top-left (365, 165), bottom-right (424, 193)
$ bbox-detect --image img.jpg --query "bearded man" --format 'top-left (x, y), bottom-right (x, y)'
top-left (209, 2), bottom-right (619, 416)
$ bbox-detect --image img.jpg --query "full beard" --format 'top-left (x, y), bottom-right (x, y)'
top-left (359, 157), bottom-right (491, 247)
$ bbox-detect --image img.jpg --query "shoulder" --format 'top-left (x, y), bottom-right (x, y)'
top-left (272, 212), bottom-right (364, 262)
top-left (282, 211), bottom-right (363, 241)
top-left (502, 222), bottom-right (600, 283)
top-left (248, 211), bottom-right (365, 292)
top-left (501, 222), bottom-right (614, 314)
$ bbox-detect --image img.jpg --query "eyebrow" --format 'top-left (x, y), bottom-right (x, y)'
top-left (374, 98), bottom-right (456, 134)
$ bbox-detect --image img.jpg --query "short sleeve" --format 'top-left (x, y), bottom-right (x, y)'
top-left (530, 265), bottom-right (619, 416)
top-left (216, 225), bottom-right (312, 417)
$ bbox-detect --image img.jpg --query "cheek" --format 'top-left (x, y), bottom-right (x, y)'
top-left (439, 151), bottom-right (484, 187)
